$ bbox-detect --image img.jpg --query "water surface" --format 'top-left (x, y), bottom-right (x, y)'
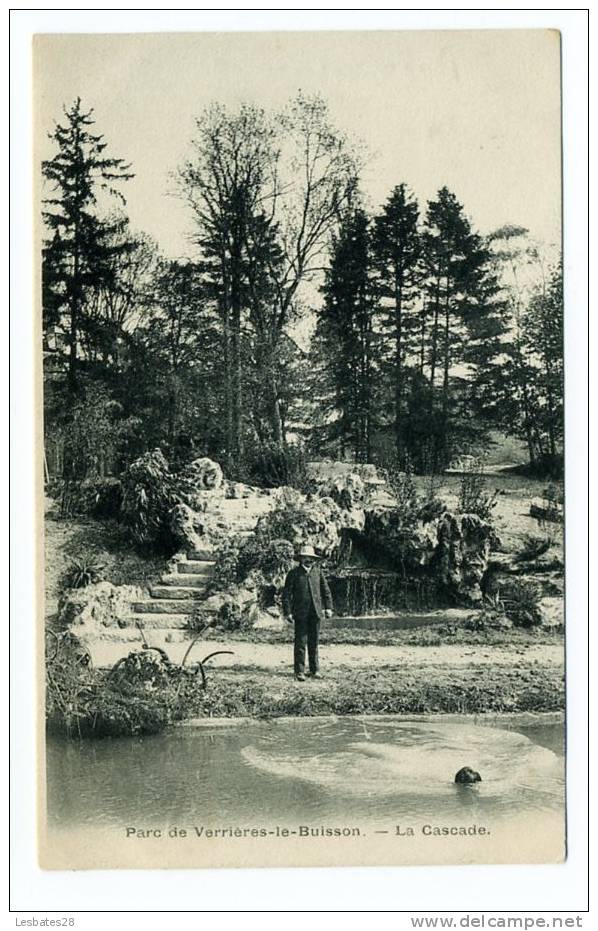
top-left (46, 717), bottom-right (565, 844)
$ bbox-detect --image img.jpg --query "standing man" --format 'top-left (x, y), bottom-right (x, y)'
top-left (282, 544), bottom-right (334, 682)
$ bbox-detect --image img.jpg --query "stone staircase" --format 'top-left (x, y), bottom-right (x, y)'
top-left (115, 496), bottom-right (272, 645)
top-left (128, 549), bottom-right (217, 640)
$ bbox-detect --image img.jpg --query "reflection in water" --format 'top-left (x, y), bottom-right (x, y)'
top-left (46, 719), bottom-right (564, 838)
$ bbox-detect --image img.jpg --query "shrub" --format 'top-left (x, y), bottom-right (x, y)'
top-left (61, 556), bottom-right (105, 590)
top-left (516, 533), bottom-right (552, 563)
top-left (416, 494), bottom-right (447, 524)
top-left (384, 461), bottom-right (419, 522)
top-left (464, 594), bottom-right (512, 632)
top-left (88, 479), bottom-right (123, 518)
top-left (56, 478), bottom-right (123, 519)
top-left (109, 649), bottom-right (172, 690)
top-left (499, 578), bottom-right (543, 627)
top-left (256, 538), bottom-right (295, 582)
top-left (457, 459), bottom-right (498, 520)
top-left (120, 449), bottom-right (181, 553)
top-left (45, 631), bottom-right (95, 737)
top-left (211, 534), bottom-right (294, 592)
top-left (217, 601), bottom-right (256, 632)
top-left (383, 459), bottom-right (445, 525)
top-left (239, 442), bottom-right (309, 490)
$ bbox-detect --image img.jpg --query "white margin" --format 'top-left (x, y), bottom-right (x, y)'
top-left (8, 7), bottom-right (590, 917)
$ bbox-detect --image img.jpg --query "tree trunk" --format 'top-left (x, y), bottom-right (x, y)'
top-left (429, 271), bottom-right (442, 394)
top-left (394, 270), bottom-right (403, 456)
top-left (231, 303), bottom-right (242, 459)
top-left (419, 300), bottom-right (427, 375)
top-left (221, 301), bottom-right (234, 470)
top-left (440, 278), bottom-right (452, 464)
top-left (271, 386), bottom-right (285, 446)
top-left (69, 233), bottom-right (80, 394)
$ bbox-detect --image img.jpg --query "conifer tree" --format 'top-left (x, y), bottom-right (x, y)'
top-left (317, 207), bottom-right (378, 461)
top-left (372, 184), bottom-right (421, 458)
top-left (421, 187), bottom-right (505, 468)
top-left (42, 98), bottom-right (134, 392)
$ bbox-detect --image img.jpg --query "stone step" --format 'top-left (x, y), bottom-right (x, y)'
top-left (209, 522), bottom-right (257, 536)
top-left (185, 549), bottom-right (215, 562)
top-left (126, 613), bottom-right (193, 628)
top-left (133, 600), bottom-right (197, 615)
top-left (214, 514), bottom-right (260, 527)
top-left (217, 499), bottom-right (272, 515)
top-left (149, 585), bottom-right (204, 600)
top-left (83, 627), bottom-right (192, 644)
top-left (327, 608), bottom-right (471, 631)
top-left (160, 574), bottom-right (209, 588)
top-left (182, 555), bottom-right (216, 569)
top-left (178, 563), bottom-right (215, 577)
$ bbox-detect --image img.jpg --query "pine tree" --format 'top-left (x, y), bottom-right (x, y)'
top-left (42, 98), bottom-right (134, 392)
top-left (421, 187), bottom-right (505, 468)
top-left (317, 208), bottom-right (378, 462)
top-left (523, 265), bottom-right (563, 462)
top-left (372, 184), bottom-right (421, 458)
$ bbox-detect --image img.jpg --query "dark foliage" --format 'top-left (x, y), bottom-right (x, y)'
top-left (61, 556), bottom-right (105, 590)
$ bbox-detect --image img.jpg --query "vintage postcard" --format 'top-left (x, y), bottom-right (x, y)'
top-left (36, 29), bottom-right (565, 871)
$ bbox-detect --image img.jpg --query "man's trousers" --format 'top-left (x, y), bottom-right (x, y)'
top-left (293, 610), bottom-right (320, 675)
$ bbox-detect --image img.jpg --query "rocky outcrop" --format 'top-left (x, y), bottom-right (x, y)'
top-left (256, 487), bottom-right (365, 558)
top-left (182, 457), bottom-right (224, 492)
top-left (363, 509), bottom-right (500, 604)
top-left (170, 502), bottom-right (206, 552)
top-left (436, 513), bottom-right (501, 604)
top-left (59, 581), bottom-right (145, 634)
top-left (363, 507), bottom-right (439, 570)
top-left (311, 472), bottom-right (366, 511)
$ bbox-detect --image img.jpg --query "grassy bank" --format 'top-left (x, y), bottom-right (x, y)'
top-left (47, 657), bottom-right (564, 739)
top-left (44, 509), bottom-right (168, 617)
top-left (203, 624), bottom-right (563, 647)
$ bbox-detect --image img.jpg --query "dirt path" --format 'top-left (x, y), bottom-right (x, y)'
top-left (88, 638), bottom-right (564, 670)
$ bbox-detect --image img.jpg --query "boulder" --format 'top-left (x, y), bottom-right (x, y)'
top-left (182, 457), bottom-right (224, 491)
top-left (170, 502), bottom-right (206, 551)
top-left (435, 513), bottom-right (500, 604)
top-left (364, 507), bottom-right (439, 570)
top-left (256, 488), bottom-right (365, 557)
top-left (59, 581), bottom-right (144, 633)
top-left (538, 596), bottom-right (564, 628)
top-left (319, 473), bottom-right (366, 511)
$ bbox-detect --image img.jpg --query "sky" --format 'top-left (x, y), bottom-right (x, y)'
top-left (34, 29), bottom-right (562, 260)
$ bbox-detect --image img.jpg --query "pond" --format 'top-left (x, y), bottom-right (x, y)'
top-left (44, 717), bottom-right (565, 869)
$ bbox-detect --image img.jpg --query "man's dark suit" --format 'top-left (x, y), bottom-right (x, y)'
top-left (282, 563), bottom-right (333, 675)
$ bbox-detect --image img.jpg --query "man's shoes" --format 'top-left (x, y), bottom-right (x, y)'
top-left (309, 672), bottom-right (322, 679)
top-left (295, 673), bottom-right (306, 682)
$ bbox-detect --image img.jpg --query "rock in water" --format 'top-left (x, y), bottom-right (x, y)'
top-left (454, 766), bottom-right (482, 784)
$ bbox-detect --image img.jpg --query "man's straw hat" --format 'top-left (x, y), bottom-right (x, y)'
top-left (294, 544), bottom-right (320, 560)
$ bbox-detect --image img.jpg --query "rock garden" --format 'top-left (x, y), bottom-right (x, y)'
top-left (45, 451), bottom-right (565, 738)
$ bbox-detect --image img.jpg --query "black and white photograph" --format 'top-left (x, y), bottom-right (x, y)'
top-left (35, 27), bottom-right (568, 872)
